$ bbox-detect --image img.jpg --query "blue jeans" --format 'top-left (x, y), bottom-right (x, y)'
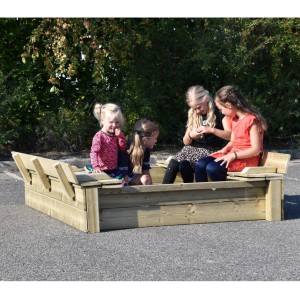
top-left (195, 156), bottom-right (228, 182)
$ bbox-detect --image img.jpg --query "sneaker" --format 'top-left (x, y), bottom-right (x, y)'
top-left (84, 164), bottom-right (94, 173)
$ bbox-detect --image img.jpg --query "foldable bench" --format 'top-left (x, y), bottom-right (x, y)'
top-left (12, 151), bottom-right (122, 232)
top-left (156, 152), bottom-right (290, 181)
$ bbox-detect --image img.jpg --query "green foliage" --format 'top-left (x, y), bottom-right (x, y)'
top-left (0, 18), bottom-right (299, 156)
top-left (35, 104), bottom-right (95, 152)
top-left (189, 18), bottom-right (300, 144)
top-left (120, 19), bottom-right (198, 143)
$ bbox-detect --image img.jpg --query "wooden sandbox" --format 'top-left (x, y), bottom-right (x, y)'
top-left (12, 151), bottom-right (290, 233)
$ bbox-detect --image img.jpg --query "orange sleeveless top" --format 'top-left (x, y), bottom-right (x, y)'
top-left (211, 114), bottom-right (263, 172)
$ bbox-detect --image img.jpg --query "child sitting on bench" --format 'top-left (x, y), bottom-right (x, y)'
top-left (195, 85), bottom-right (267, 182)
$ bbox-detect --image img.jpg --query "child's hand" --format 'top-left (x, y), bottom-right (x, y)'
top-left (211, 148), bottom-right (229, 156)
top-left (196, 126), bottom-right (211, 135)
top-left (123, 175), bottom-right (129, 186)
top-left (219, 147), bottom-right (231, 154)
top-left (92, 167), bottom-right (102, 173)
top-left (115, 128), bottom-right (121, 136)
top-left (211, 150), bottom-right (223, 156)
top-left (214, 153), bottom-right (236, 168)
top-left (190, 128), bottom-right (204, 139)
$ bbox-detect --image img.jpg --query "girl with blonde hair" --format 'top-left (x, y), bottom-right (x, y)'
top-left (89, 102), bottom-right (128, 181)
top-left (162, 85), bottom-right (231, 183)
top-left (127, 119), bottom-right (159, 185)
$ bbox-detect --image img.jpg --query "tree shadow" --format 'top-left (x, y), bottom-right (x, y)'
top-left (284, 195), bottom-right (300, 220)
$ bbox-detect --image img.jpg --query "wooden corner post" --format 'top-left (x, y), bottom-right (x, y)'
top-left (265, 177), bottom-right (283, 221)
top-left (86, 188), bottom-right (100, 233)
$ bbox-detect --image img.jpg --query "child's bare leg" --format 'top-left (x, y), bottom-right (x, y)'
top-left (129, 174), bottom-right (152, 186)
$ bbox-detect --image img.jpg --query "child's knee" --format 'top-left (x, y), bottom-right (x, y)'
top-left (141, 174), bottom-right (151, 185)
top-left (206, 162), bottom-right (227, 181)
top-left (195, 158), bottom-right (206, 171)
top-left (167, 159), bottom-right (179, 171)
top-left (179, 160), bottom-right (192, 171)
top-left (206, 163), bottom-right (216, 175)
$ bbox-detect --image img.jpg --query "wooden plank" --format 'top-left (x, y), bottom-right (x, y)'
top-left (98, 185), bottom-right (266, 209)
top-left (12, 152), bottom-right (61, 179)
top-left (156, 162), bottom-right (169, 168)
top-left (156, 156), bottom-right (173, 167)
top-left (31, 158), bottom-right (51, 190)
top-left (61, 163), bottom-right (79, 185)
top-left (49, 178), bottom-right (86, 209)
top-left (11, 152), bottom-right (79, 184)
top-left (265, 178), bottom-right (283, 221)
top-left (227, 173), bottom-right (284, 180)
top-left (98, 180), bottom-right (266, 194)
top-left (260, 152), bottom-right (291, 174)
top-left (25, 188), bottom-right (88, 232)
top-left (79, 180), bottom-right (123, 188)
top-left (71, 165), bottom-right (82, 172)
top-left (100, 199), bottom-right (266, 231)
top-left (54, 163), bottom-right (75, 199)
top-left (27, 173), bottom-right (86, 209)
top-left (11, 152), bottom-right (31, 183)
top-left (75, 171), bottom-right (112, 182)
top-left (281, 180), bottom-right (285, 220)
top-left (86, 188), bottom-right (100, 233)
top-left (229, 166), bottom-right (277, 175)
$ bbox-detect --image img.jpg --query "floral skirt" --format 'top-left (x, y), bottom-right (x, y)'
top-left (172, 145), bottom-right (218, 167)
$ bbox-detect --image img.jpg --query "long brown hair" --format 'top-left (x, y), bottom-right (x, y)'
top-left (215, 85), bottom-right (267, 131)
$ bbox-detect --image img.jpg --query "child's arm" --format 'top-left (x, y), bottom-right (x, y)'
top-left (183, 126), bottom-right (204, 145)
top-left (115, 129), bottom-right (127, 151)
top-left (196, 116), bottom-right (231, 141)
top-left (212, 131), bottom-right (234, 155)
top-left (90, 133), bottom-right (102, 172)
top-left (183, 127), bottom-right (193, 145)
top-left (222, 131), bottom-right (235, 153)
top-left (221, 116), bottom-right (232, 140)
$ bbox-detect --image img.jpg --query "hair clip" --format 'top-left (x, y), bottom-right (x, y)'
top-left (226, 89), bottom-right (235, 98)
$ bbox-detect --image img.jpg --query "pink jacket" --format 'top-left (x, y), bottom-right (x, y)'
top-left (90, 131), bottom-right (127, 171)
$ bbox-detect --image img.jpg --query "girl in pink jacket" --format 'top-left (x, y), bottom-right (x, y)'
top-left (90, 103), bottom-right (128, 182)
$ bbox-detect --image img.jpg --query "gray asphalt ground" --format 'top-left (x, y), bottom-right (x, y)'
top-left (1, 156), bottom-right (300, 286)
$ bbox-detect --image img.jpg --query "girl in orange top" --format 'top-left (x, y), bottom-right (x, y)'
top-left (195, 85), bottom-right (267, 182)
